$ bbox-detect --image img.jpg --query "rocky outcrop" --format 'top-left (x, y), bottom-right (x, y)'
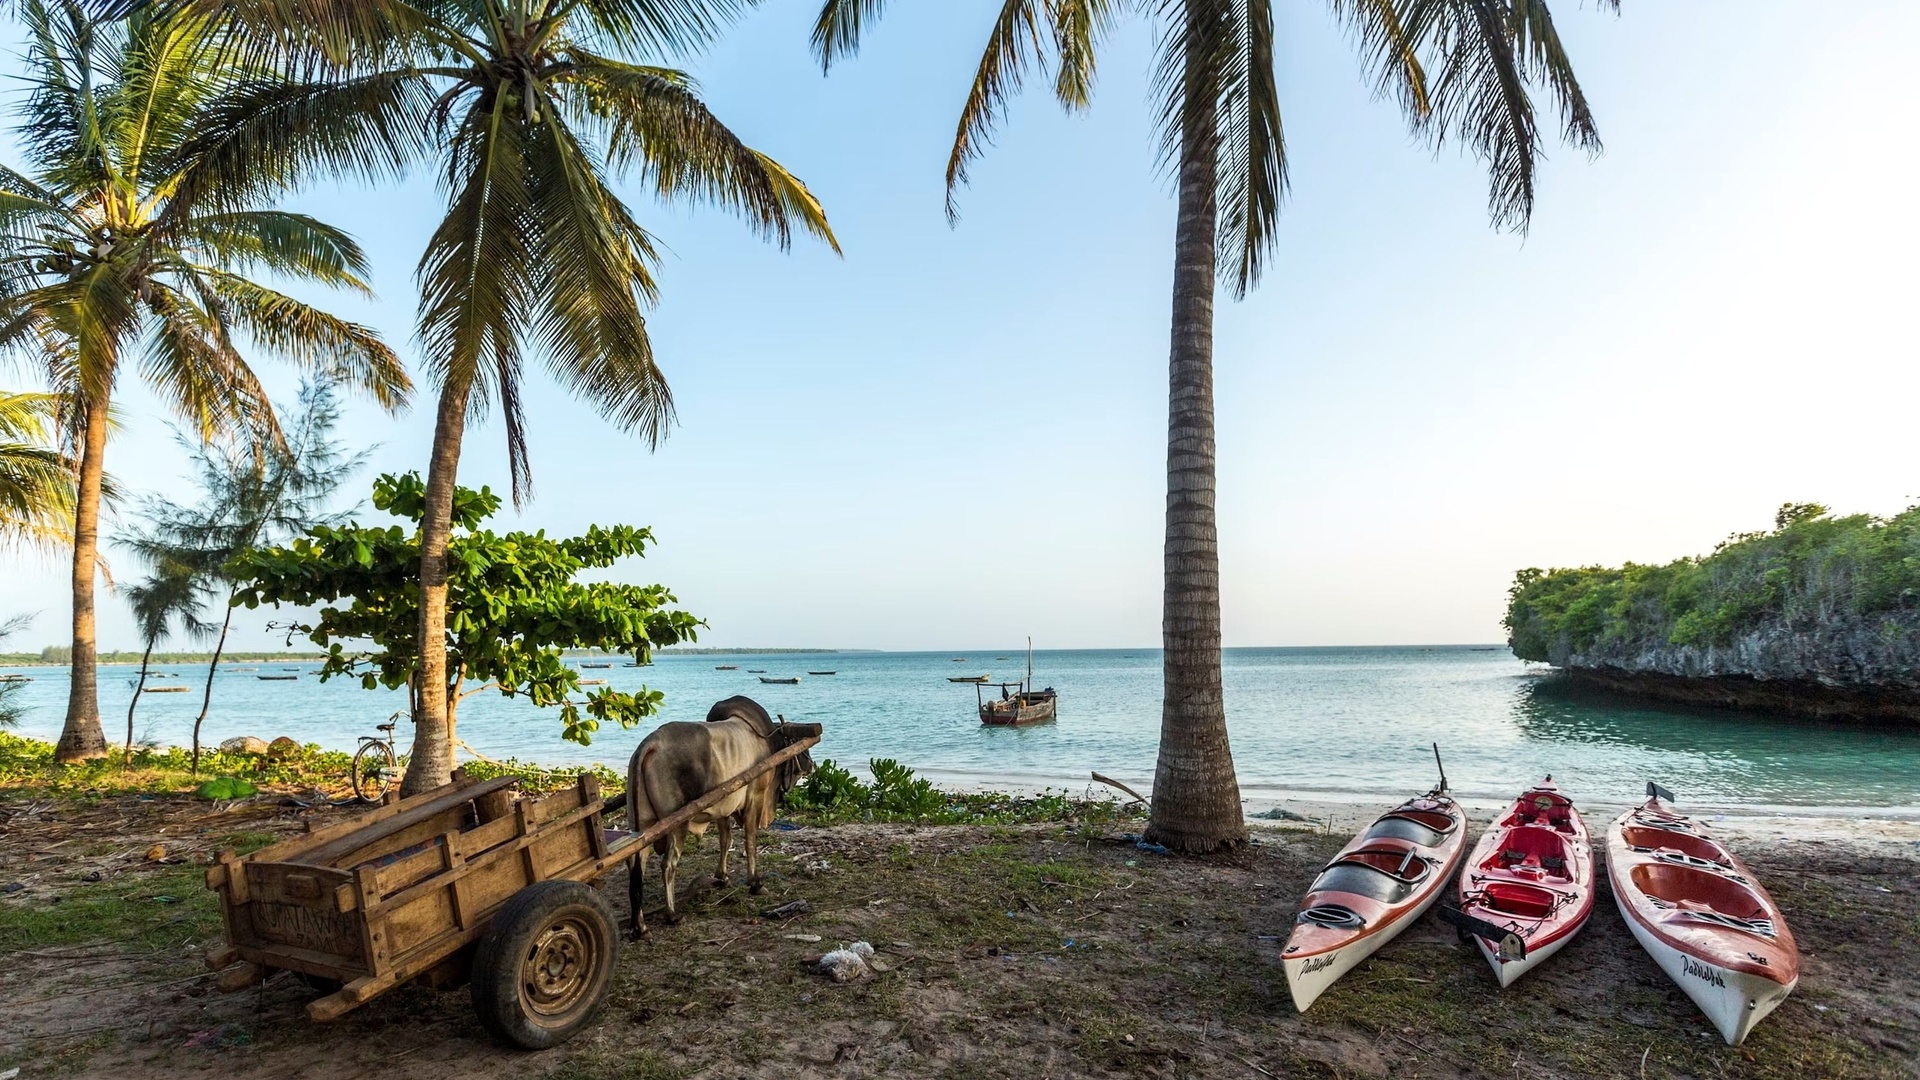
top-left (1548, 614), bottom-right (1920, 723)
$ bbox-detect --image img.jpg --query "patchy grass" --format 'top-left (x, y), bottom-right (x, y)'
top-left (0, 791), bottom-right (1912, 1078)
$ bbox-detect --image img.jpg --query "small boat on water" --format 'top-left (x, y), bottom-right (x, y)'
top-left (0, 674), bottom-right (32, 683)
top-left (948, 674), bottom-right (989, 683)
top-left (1450, 776), bottom-right (1594, 987)
top-left (977, 638), bottom-right (1055, 726)
top-left (1282, 747), bottom-right (1467, 1011)
top-left (579, 678), bottom-right (608, 686)
top-left (581, 662), bottom-right (612, 669)
top-left (951, 658), bottom-right (968, 662)
top-left (995, 656), bottom-right (1009, 660)
top-left (143, 684), bottom-right (190, 693)
top-left (715, 665), bottom-right (739, 670)
top-left (1607, 784), bottom-right (1799, 1045)
top-left (747, 669), bottom-right (766, 673)
top-left (808, 671), bottom-right (836, 676)
top-left (759, 676), bottom-right (800, 685)
top-left (257, 675), bottom-right (298, 681)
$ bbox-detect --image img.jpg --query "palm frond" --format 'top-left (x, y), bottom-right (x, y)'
top-left (1213, 0), bottom-right (1285, 296)
top-left (203, 271), bottom-right (410, 412)
top-left (810, 0), bottom-right (890, 71)
top-left (185, 210), bottom-right (376, 293)
top-left (1051, 0), bottom-right (1119, 111)
top-left (946, 0), bottom-right (1046, 222)
top-left (561, 50), bottom-right (838, 253)
top-left (0, 390), bottom-right (78, 555)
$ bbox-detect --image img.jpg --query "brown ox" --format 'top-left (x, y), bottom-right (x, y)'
top-left (625, 696), bottom-right (813, 933)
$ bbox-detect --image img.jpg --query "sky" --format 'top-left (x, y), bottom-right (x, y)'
top-left (2, 1), bottom-right (1917, 654)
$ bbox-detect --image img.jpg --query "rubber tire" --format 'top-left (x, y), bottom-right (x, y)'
top-left (471, 880), bottom-right (618, 1050)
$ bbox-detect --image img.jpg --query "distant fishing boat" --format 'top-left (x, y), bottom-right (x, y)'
top-left (948, 675), bottom-right (990, 683)
top-left (579, 678), bottom-right (608, 686)
top-left (581, 662), bottom-right (613, 669)
top-left (257, 675), bottom-right (298, 681)
top-left (144, 684), bottom-right (190, 693)
top-left (978, 637), bottom-right (1056, 726)
top-left (758, 676), bottom-right (800, 685)
top-left (149, 672), bottom-right (179, 678)
top-left (747, 669), bottom-right (767, 673)
top-left (0, 674), bottom-right (30, 683)
top-left (715, 665), bottom-right (739, 670)
top-left (281, 667), bottom-right (300, 671)
top-left (995, 656), bottom-right (1009, 660)
top-left (952, 657), bottom-right (968, 662)
top-left (808, 671), bottom-right (837, 676)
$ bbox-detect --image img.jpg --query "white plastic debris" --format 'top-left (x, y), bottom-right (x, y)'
top-left (816, 941), bottom-right (877, 982)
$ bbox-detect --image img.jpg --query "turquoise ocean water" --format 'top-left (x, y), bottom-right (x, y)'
top-left (6, 646), bottom-right (1919, 808)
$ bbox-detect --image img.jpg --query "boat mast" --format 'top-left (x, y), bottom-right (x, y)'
top-left (1026, 636), bottom-right (1033, 694)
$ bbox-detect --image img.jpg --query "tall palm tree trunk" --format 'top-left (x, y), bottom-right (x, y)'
top-left (190, 600), bottom-right (235, 774)
top-left (55, 394), bottom-right (111, 762)
top-left (1144, 63), bottom-right (1246, 853)
top-left (403, 384), bottom-right (471, 795)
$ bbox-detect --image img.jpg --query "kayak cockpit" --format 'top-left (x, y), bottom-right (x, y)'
top-left (1619, 826), bottom-right (1733, 867)
top-left (1482, 824), bottom-right (1577, 882)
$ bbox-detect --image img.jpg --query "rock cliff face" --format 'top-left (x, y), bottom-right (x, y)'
top-left (1546, 614), bottom-right (1920, 722)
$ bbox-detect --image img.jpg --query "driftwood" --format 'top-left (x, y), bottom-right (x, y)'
top-left (1090, 772), bottom-right (1149, 806)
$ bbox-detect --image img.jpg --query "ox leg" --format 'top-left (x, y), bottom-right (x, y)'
top-left (661, 833), bottom-right (684, 925)
top-left (746, 812), bottom-right (764, 895)
top-left (714, 816), bottom-right (732, 887)
top-left (627, 853), bottom-right (647, 937)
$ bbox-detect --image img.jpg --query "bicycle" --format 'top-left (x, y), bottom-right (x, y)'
top-left (351, 712), bottom-right (406, 803)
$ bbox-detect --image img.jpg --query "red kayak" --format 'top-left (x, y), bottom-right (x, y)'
top-left (1606, 785), bottom-right (1800, 1045)
top-left (1454, 776), bottom-right (1594, 987)
top-left (1282, 782), bottom-right (1469, 1011)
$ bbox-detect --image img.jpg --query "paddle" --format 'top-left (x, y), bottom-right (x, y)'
top-left (1646, 781), bottom-right (1676, 803)
top-left (1437, 906), bottom-right (1529, 961)
top-left (1432, 742), bottom-right (1448, 795)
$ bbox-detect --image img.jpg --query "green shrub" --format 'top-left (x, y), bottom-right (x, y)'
top-left (783, 757), bottom-right (1136, 826)
top-left (1505, 503), bottom-right (1920, 661)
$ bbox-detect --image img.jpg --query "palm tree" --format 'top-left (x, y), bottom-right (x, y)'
top-left (0, 1), bottom-right (411, 763)
top-left (815, 0), bottom-right (1611, 851)
top-left (0, 390), bottom-right (76, 552)
top-left (121, 558), bottom-right (213, 761)
top-left (197, 0), bottom-right (838, 793)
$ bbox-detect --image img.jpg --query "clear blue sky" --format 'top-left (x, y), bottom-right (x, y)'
top-left (3, 1), bottom-right (1916, 653)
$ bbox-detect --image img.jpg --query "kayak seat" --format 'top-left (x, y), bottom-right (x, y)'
top-left (1365, 815), bottom-right (1450, 848)
top-left (1631, 863), bottom-right (1769, 925)
top-left (1619, 826), bottom-right (1730, 866)
top-left (1481, 880), bottom-right (1559, 920)
top-left (1310, 860), bottom-right (1425, 905)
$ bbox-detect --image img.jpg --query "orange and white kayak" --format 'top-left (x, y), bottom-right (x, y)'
top-left (1282, 787), bottom-right (1469, 1011)
top-left (1455, 776), bottom-right (1595, 987)
top-left (1606, 785), bottom-right (1800, 1045)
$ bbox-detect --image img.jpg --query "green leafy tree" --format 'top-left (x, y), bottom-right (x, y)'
top-left (195, 0), bottom-right (837, 793)
top-left (120, 559), bottom-right (214, 760)
top-left (0, 2), bottom-right (411, 763)
top-left (232, 472), bottom-right (702, 774)
top-left (126, 378), bottom-right (369, 771)
top-left (814, 0), bottom-right (1613, 851)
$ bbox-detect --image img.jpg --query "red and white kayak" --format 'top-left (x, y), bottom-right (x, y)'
top-left (1455, 776), bottom-right (1595, 987)
top-left (1606, 787), bottom-right (1800, 1046)
top-left (1283, 788), bottom-right (1469, 1011)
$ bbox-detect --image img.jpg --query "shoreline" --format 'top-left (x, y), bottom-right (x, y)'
top-left (911, 765), bottom-right (1920, 857)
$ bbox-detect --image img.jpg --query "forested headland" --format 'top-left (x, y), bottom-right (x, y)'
top-left (1505, 504), bottom-right (1920, 720)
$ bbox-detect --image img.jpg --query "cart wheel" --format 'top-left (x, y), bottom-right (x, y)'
top-left (351, 741), bottom-right (398, 803)
top-left (471, 880), bottom-right (617, 1050)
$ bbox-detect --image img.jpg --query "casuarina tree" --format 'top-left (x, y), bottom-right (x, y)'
top-left (813, 0), bottom-right (1613, 851)
top-left (125, 378), bottom-right (368, 771)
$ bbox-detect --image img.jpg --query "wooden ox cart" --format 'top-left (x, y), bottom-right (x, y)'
top-left (203, 724), bottom-right (821, 1049)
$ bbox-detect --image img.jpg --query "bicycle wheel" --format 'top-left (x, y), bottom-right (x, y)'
top-left (351, 741), bottom-right (398, 803)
